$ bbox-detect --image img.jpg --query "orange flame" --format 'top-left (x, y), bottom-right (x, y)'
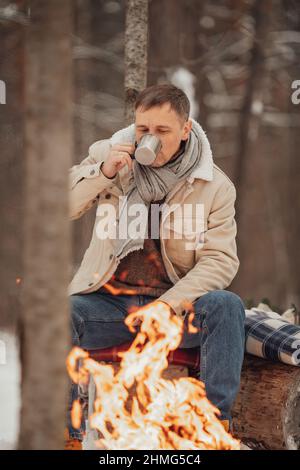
top-left (102, 283), bottom-right (137, 296)
top-left (67, 301), bottom-right (240, 450)
top-left (71, 399), bottom-right (82, 430)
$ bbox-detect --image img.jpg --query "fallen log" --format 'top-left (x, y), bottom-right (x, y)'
top-left (232, 354), bottom-right (300, 450)
top-left (87, 347), bottom-right (300, 450)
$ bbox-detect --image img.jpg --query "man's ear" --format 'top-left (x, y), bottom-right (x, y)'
top-left (182, 119), bottom-right (192, 141)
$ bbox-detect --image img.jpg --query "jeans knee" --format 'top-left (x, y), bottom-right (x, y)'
top-left (196, 290), bottom-right (245, 322)
top-left (217, 290), bottom-right (244, 313)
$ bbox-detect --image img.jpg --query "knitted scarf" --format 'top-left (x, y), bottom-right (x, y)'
top-left (109, 119), bottom-right (203, 260)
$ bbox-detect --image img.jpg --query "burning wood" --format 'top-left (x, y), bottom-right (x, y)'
top-left (66, 300), bottom-right (240, 450)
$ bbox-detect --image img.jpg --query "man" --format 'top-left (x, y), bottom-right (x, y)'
top-left (66, 84), bottom-right (245, 449)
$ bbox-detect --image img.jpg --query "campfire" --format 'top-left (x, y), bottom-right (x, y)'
top-left (66, 300), bottom-right (240, 450)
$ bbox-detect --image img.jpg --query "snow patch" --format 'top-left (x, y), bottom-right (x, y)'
top-left (0, 332), bottom-right (21, 449)
top-left (168, 67), bottom-right (199, 119)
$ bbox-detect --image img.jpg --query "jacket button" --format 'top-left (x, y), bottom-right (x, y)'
top-left (88, 282), bottom-right (94, 286)
top-left (90, 169), bottom-right (95, 175)
top-left (105, 193), bottom-right (111, 199)
top-left (109, 254), bottom-right (113, 260)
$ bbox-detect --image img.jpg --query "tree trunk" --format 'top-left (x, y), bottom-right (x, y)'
top-left (0, 0), bottom-right (25, 330)
top-left (18, 0), bottom-right (73, 449)
top-left (72, 0), bottom-right (98, 270)
top-left (72, 0), bottom-right (126, 271)
top-left (124, 0), bottom-right (148, 124)
top-left (232, 354), bottom-right (300, 450)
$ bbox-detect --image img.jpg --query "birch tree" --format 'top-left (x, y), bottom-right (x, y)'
top-left (124, 0), bottom-right (148, 124)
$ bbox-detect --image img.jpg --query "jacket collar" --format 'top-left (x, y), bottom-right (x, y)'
top-left (188, 118), bottom-right (213, 183)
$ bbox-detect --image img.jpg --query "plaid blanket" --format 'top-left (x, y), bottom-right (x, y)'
top-left (245, 308), bottom-right (300, 366)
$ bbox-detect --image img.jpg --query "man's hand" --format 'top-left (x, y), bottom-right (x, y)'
top-left (101, 142), bottom-right (135, 178)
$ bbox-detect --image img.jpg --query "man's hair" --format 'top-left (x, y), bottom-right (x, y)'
top-left (135, 84), bottom-right (190, 125)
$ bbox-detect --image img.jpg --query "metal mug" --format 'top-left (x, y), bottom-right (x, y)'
top-left (131, 134), bottom-right (162, 165)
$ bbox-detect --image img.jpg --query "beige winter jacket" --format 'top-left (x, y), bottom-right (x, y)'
top-left (69, 137), bottom-right (239, 319)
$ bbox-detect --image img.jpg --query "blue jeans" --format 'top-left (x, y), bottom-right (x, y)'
top-left (67, 289), bottom-right (245, 440)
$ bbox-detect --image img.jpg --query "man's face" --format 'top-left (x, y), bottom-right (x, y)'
top-left (135, 103), bottom-right (192, 167)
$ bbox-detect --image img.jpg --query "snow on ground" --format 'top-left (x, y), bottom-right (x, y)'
top-left (0, 331), bottom-right (20, 450)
